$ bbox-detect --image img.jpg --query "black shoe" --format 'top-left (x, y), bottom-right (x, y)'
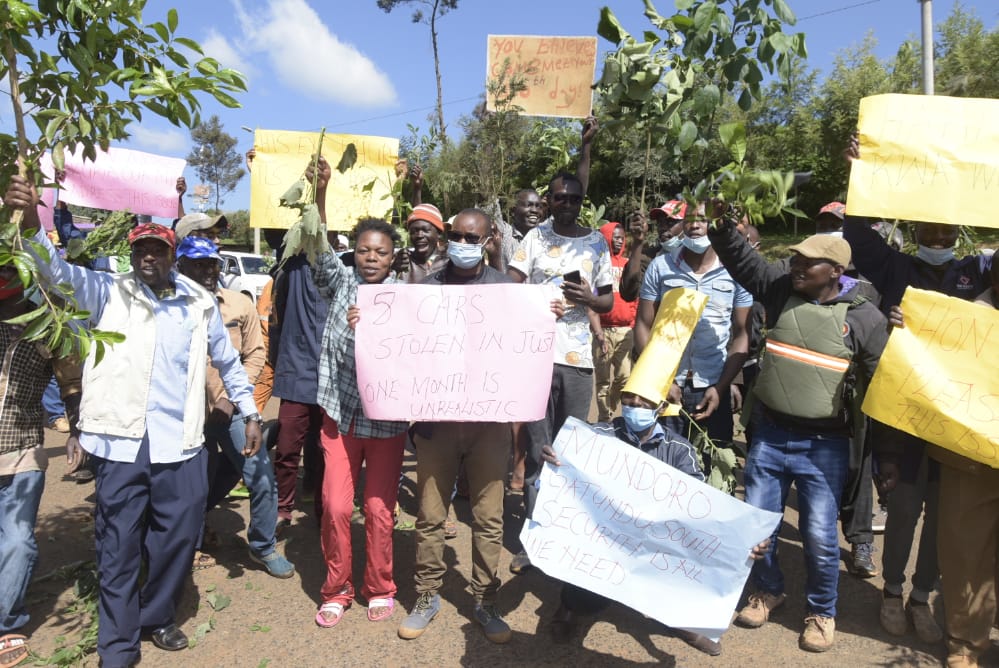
top-left (149, 624), bottom-right (188, 651)
top-left (509, 550), bottom-right (532, 575)
top-left (847, 542), bottom-right (879, 578)
top-left (549, 605), bottom-right (579, 644)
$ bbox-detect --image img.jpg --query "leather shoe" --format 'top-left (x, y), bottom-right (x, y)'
top-left (149, 624), bottom-right (188, 651)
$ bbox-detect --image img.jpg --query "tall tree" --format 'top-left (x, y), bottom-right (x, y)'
top-left (0, 0), bottom-right (245, 358)
top-left (377, 0), bottom-right (458, 142)
top-left (186, 115), bottom-right (245, 211)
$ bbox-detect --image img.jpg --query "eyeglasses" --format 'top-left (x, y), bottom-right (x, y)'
top-left (447, 231), bottom-right (484, 244)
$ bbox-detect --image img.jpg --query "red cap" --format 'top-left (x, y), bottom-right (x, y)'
top-left (649, 200), bottom-right (687, 221)
top-left (818, 202), bottom-right (846, 220)
top-left (128, 223), bottom-right (176, 249)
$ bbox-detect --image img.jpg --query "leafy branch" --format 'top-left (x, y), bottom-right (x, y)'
top-left (278, 128), bottom-right (328, 265)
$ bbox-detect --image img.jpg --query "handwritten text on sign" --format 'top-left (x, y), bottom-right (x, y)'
top-left (486, 35), bottom-right (597, 119)
top-left (250, 129), bottom-right (398, 232)
top-left (354, 284), bottom-right (556, 422)
top-left (40, 146), bottom-right (185, 219)
top-left (846, 94), bottom-right (999, 229)
top-left (863, 288), bottom-right (999, 467)
top-left (521, 418), bottom-right (780, 638)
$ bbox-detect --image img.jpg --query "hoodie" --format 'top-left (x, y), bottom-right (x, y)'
top-left (598, 222), bottom-right (638, 328)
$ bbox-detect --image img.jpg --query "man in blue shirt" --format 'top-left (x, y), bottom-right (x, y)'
top-left (634, 202), bottom-right (752, 446)
top-left (6, 175), bottom-right (260, 668)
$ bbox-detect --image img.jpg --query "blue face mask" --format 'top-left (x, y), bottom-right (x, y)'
top-left (681, 234), bottom-right (711, 254)
top-left (621, 405), bottom-right (659, 435)
top-left (661, 236), bottom-right (682, 254)
top-left (916, 245), bottom-right (955, 266)
top-left (447, 240), bottom-right (485, 269)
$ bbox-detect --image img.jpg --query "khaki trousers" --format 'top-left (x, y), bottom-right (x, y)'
top-left (938, 462), bottom-right (999, 658)
top-left (592, 326), bottom-right (633, 422)
top-left (413, 422), bottom-right (511, 603)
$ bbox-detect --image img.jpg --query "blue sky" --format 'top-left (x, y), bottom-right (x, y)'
top-left (9, 0), bottom-right (993, 213)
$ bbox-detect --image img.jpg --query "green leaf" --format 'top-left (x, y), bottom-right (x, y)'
top-left (718, 122), bottom-right (747, 164)
top-left (677, 120), bottom-right (697, 151)
top-left (772, 0), bottom-right (796, 25)
top-left (206, 591), bottom-right (231, 612)
top-left (737, 88), bottom-right (753, 111)
top-left (335, 143), bottom-right (358, 174)
top-left (4, 304), bottom-right (47, 326)
top-left (167, 8), bottom-right (179, 33)
top-left (675, 0), bottom-right (695, 10)
top-left (22, 312), bottom-right (54, 341)
top-left (692, 83), bottom-right (720, 116)
top-left (279, 180), bottom-right (305, 206)
top-left (693, 2), bottom-right (717, 32)
top-left (150, 22), bottom-right (170, 44)
top-left (597, 7), bottom-right (628, 44)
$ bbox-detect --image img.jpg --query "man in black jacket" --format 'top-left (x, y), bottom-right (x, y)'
top-left (707, 219), bottom-right (888, 653)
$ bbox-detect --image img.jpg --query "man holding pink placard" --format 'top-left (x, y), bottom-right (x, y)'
top-left (397, 208), bottom-right (564, 644)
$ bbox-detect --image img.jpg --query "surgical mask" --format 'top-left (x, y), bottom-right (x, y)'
top-left (621, 405), bottom-right (659, 434)
top-left (447, 240), bottom-right (485, 269)
top-left (661, 236), bottom-right (682, 254)
top-left (681, 234), bottom-right (711, 254)
top-left (818, 230), bottom-right (844, 238)
top-left (916, 245), bottom-right (955, 266)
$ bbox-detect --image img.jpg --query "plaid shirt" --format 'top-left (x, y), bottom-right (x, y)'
top-left (311, 251), bottom-right (408, 439)
top-left (0, 324), bottom-right (82, 455)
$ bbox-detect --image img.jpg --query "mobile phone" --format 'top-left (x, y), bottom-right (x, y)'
top-left (563, 270), bottom-right (581, 284)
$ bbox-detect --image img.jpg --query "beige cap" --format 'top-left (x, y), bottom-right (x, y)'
top-left (788, 234), bottom-right (851, 267)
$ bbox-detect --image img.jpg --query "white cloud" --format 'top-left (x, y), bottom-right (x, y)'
top-left (234, 0), bottom-right (397, 107)
top-left (201, 29), bottom-right (256, 82)
top-left (126, 125), bottom-right (187, 154)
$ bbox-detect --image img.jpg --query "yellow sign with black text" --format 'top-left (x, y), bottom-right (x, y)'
top-left (862, 288), bottom-right (999, 468)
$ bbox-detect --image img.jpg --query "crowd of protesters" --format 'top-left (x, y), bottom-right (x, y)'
top-left (0, 120), bottom-right (995, 668)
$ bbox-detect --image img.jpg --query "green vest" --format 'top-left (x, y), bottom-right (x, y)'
top-left (753, 295), bottom-right (854, 420)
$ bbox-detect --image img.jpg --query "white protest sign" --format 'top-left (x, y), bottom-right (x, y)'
top-left (520, 417), bottom-right (780, 638)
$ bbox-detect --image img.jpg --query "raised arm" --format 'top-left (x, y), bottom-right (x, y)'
top-left (5, 175), bottom-right (110, 317)
top-left (577, 116), bottom-right (597, 196)
top-left (706, 217), bottom-right (788, 303)
top-left (619, 214), bottom-right (647, 302)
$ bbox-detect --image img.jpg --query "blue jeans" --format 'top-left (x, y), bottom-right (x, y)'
top-left (745, 417), bottom-right (849, 618)
top-left (42, 376), bottom-right (64, 423)
top-left (0, 470), bottom-right (45, 633)
top-left (205, 419), bottom-right (278, 557)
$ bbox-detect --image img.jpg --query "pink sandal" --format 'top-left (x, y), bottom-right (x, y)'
top-left (367, 597), bottom-right (395, 622)
top-left (315, 601), bottom-right (346, 628)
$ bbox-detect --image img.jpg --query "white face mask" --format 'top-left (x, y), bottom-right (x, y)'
top-left (916, 245), bottom-right (955, 266)
top-left (661, 236), bottom-right (682, 253)
top-left (447, 240), bottom-right (485, 269)
top-left (681, 234), bottom-right (712, 254)
top-left (817, 230), bottom-right (844, 238)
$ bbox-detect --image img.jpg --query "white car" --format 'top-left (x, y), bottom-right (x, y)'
top-left (219, 251), bottom-right (272, 303)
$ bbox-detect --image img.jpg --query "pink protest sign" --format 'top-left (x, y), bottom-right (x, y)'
top-left (354, 283), bottom-right (556, 422)
top-left (40, 146), bottom-right (185, 218)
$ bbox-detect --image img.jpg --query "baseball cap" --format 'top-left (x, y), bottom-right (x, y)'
top-left (175, 236), bottom-right (222, 262)
top-left (406, 203), bottom-right (444, 232)
top-left (128, 223), bottom-right (175, 249)
top-left (649, 200), bottom-right (687, 222)
top-left (817, 202), bottom-right (846, 220)
top-left (788, 234), bottom-right (851, 267)
top-left (175, 212), bottom-right (229, 240)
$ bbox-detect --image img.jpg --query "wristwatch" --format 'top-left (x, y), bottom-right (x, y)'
top-left (243, 412), bottom-right (264, 425)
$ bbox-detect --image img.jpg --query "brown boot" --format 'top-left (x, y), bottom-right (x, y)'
top-left (735, 591), bottom-right (786, 628)
top-left (799, 615), bottom-right (835, 652)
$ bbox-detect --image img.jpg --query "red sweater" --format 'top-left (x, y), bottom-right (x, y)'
top-left (599, 222), bottom-right (637, 328)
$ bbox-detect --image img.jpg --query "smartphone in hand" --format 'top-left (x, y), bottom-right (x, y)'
top-left (563, 270), bottom-right (581, 284)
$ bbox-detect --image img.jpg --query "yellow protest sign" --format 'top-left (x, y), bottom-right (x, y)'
top-left (486, 35), bottom-right (597, 119)
top-left (845, 94), bottom-right (999, 230)
top-left (250, 129), bottom-right (399, 232)
top-left (862, 288), bottom-right (999, 468)
top-left (623, 288), bottom-right (709, 415)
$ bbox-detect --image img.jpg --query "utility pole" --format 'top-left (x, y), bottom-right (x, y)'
top-left (919, 0), bottom-right (935, 94)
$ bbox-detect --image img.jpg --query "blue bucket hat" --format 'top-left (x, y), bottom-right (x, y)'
top-left (176, 236), bottom-right (222, 262)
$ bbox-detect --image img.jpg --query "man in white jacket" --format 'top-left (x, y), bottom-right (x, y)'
top-left (5, 176), bottom-right (261, 668)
